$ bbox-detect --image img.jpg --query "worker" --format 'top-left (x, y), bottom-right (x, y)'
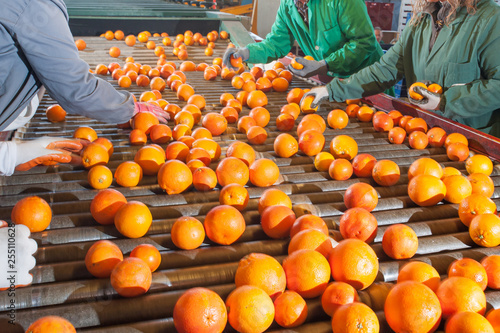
top-left (374, 27), bottom-right (384, 43)
top-left (302, 0), bottom-right (500, 137)
top-left (222, 0), bottom-right (383, 79)
top-left (0, 0), bottom-right (168, 176)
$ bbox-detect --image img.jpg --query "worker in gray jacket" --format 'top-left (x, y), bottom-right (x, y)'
top-left (0, 0), bottom-right (167, 176)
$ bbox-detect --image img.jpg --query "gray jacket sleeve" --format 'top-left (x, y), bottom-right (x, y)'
top-left (6, 0), bottom-right (134, 124)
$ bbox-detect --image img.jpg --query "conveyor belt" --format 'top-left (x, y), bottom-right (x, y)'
top-left (1, 34), bottom-right (500, 333)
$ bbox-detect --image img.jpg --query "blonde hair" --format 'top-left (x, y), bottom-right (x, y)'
top-left (410, 0), bottom-right (478, 25)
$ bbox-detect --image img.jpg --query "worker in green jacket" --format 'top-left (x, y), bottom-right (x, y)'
top-left (303, 0), bottom-right (500, 137)
top-left (223, 0), bottom-right (383, 78)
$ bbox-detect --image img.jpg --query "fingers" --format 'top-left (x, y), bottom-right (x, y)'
top-left (294, 57), bottom-right (308, 66)
top-left (46, 139), bottom-right (85, 153)
top-left (15, 154), bottom-right (73, 171)
top-left (222, 48), bottom-right (237, 69)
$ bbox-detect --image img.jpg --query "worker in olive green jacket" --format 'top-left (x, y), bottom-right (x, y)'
top-left (223, 0), bottom-right (383, 78)
top-left (303, 0), bottom-right (500, 137)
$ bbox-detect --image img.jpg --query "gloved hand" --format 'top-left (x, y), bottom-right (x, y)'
top-left (14, 137), bottom-right (85, 171)
top-left (134, 102), bottom-right (170, 123)
top-left (288, 57), bottom-right (328, 78)
top-left (222, 47), bottom-right (250, 70)
top-left (301, 86), bottom-right (330, 108)
top-left (0, 223), bottom-right (37, 290)
top-left (408, 86), bottom-right (441, 110)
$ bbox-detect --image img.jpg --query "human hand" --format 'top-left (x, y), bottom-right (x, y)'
top-left (134, 102), bottom-right (170, 123)
top-left (301, 86), bottom-right (330, 108)
top-left (288, 57), bottom-right (328, 78)
top-left (15, 137), bottom-right (86, 171)
top-left (0, 223), bottom-right (38, 290)
top-left (222, 47), bottom-right (250, 70)
top-left (408, 86), bottom-right (441, 110)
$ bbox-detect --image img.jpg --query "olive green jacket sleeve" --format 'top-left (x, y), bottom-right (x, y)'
top-left (246, 0), bottom-right (382, 77)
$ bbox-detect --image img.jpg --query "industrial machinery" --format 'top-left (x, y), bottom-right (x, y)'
top-left (1, 2), bottom-right (500, 332)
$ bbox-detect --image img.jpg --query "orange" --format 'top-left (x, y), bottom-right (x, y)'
top-left (397, 261), bottom-right (440, 292)
top-left (173, 287), bottom-right (227, 333)
top-left (109, 46), bottom-right (120, 58)
top-left (459, 193), bottom-right (497, 227)
top-left (446, 311), bottom-right (494, 333)
top-left (427, 83), bottom-right (443, 94)
top-left (165, 141), bottom-right (190, 161)
top-left (11, 196), bottom-right (52, 232)
top-left (235, 253), bottom-right (286, 298)
top-left (339, 207), bottom-right (378, 243)
top-left (130, 244), bottom-right (161, 272)
top-left (327, 109), bottom-right (349, 130)
top-left (283, 249), bottom-right (331, 298)
top-left (321, 281), bottom-right (360, 317)
top-left (87, 165), bottom-right (113, 189)
top-left (227, 99), bottom-right (243, 113)
top-left (343, 183), bottom-right (378, 212)
top-left (216, 157), bottom-right (249, 187)
top-left (274, 133), bottom-right (299, 158)
top-left (372, 112), bottom-right (394, 132)
top-left (345, 104), bottom-right (360, 118)
top-left (110, 257), bottom-right (152, 297)
top-left (298, 129), bottom-right (325, 156)
top-left (187, 94), bottom-right (206, 110)
top-left (382, 224), bottom-right (418, 259)
top-left (387, 110), bottom-right (403, 126)
top-left (351, 153), bottom-right (377, 178)
top-left (150, 77), bottom-right (166, 92)
top-left (356, 106), bottom-right (374, 122)
top-left (25, 316), bottom-right (76, 333)
top-left (329, 158), bottom-right (354, 181)
top-left (447, 142), bottom-right (470, 161)
top-left (74, 126), bottom-right (97, 142)
top-left (187, 159), bottom-right (205, 173)
top-left (158, 160), bottom-right (192, 195)
top-left (125, 34), bottom-right (136, 46)
top-left (427, 127), bottom-right (447, 147)
top-left (274, 290), bottom-right (308, 328)
top-left (372, 160), bottom-right (400, 186)
top-left (237, 116), bottom-right (257, 134)
top-left (246, 90), bottom-right (268, 109)
top-left (90, 189), bottom-right (127, 225)
top-left (290, 214), bottom-right (328, 238)
top-left (468, 173), bottom-right (495, 197)
top-left (191, 127), bottom-right (213, 140)
top-left (258, 188), bottom-right (292, 214)
top-left (249, 107), bottom-right (270, 127)
top-left (171, 216), bottom-right (205, 250)
top-left (436, 276), bottom-right (486, 318)
top-left (486, 308), bottom-right (500, 332)
top-left (92, 137), bottom-right (114, 156)
top-left (481, 255), bottom-right (500, 289)
top-left (288, 229), bottom-right (334, 258)
top-left (176, 83), bottom-right (195, 102)
top-left (469, 213), bottom-right (500, 247)
top-left (405, 117), bottom-right (428, 134)
top-left (132, 111), bottom-right (159, 134)
top-left (408, 82), bottom-right (428, 100)
top-left (192, 138), bottom-right (221, 162)
top-left (331, 302), bottom-right (380, 333)
top-left (384, 281), bottom-right (442, 333)
top-left (249, 158), bottom-right (280, 187)
top-left (330, 135), bottom-right (358, 160)
top-left (281, 103), bottom-right (301, 120)
top-left (272, 77), bottom-right (289, 92)
top-left (276, 113), bottom-right (295, 132)
top-left (204, 205), bottom-right (245, 245)
top-left (408, 174), bottom-right (446, 206)
top-left (466, 154), bottom-right (493, 176)
top-left (114, 201), bottom-right (152, 238)
top-left (261, 205), bottom-right (296, 239)
top-left (186, 148), bottom-right (211, 167)
top-left (219, 184), bottom-right (249, 212)
top-left (150, 124), bottom-right (172, 144)
top-left (442, 166), bottom-right (462, 178)
top-left (81, 142), bottom-right (109, 169)
top-left (388, 126), bottom-right (406, 144)
top-left (399, 115), bottom-right (414, 130)
top-left (114, 161), bottom-right (143, 187)
top-left (408, 157), bottom-right (443, 180)
top-left (75, 39), bottom-right (86, 51)
top-left (442, 174), bottom-right (472, 203)
top-left (225, 285), bottom-right (274, 333)
top-left (448, 258), bottom-right (488, 291)
top-left (95, 63), bottom-right (109, 75)
top-left (85, 240), bottom-right (123, 278)
top-left (314, 152), bottom-right (335, 172)
top-left (192, 166), bottom-right (217, 192)
top-left (445, 132), bottom-right (468, 148)
top-left (408, 131), bottom-right (429, 149)
top-left (202, 112), bottom-right (228, 136)
top-left (134, 145), bottom-right (166, 176)
top-left (246, 126), bottom-right (267, 145)
top-left (329, 239), bottom-right (378, 290)
top-left (286, 88), bottom-right (305, 104)
top-left (45, 104), bottom-right (66, 123)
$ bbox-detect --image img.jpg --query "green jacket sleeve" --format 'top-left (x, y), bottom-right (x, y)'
top-left (326, 27), bottom-right (409, 101)
top-left (324, 0), bottom-right (382, 76)
top-left (440, 15), bottom-right (500, 121)
top-left (246, 3), bottom-right (295, 64)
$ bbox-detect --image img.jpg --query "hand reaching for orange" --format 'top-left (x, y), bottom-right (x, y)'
top-left (133, 102), bottom-right (170, 123)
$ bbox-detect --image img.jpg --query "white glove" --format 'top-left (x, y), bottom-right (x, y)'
top-left (301, 86), bottom-right (330, 108)
top-left (0, 223), bottom-right (37, 290)
top-left (408, 86), bottom-right (441, 110)
top-left (14, 137), bottom-right (85, 172)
